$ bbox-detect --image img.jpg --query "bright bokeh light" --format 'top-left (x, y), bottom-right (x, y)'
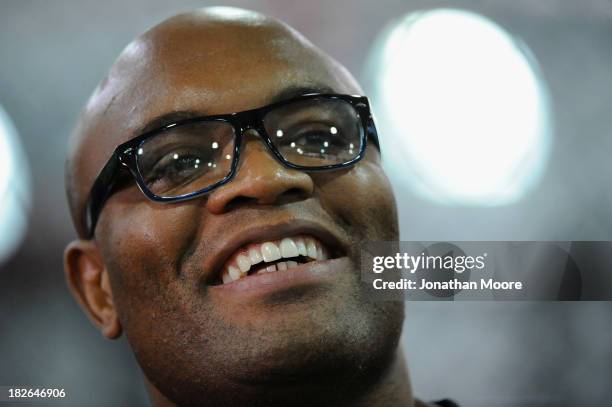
top-left (0, 106), bottom-right (31, 264)
top-left (367, 9), bottom-right (552, 205)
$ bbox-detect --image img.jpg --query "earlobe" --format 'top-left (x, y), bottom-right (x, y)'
top-left (64, 240), bottom-right (122, 339)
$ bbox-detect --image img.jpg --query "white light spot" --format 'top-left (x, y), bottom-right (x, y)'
top-left (212, 142), bottom-right (219, 149)
top-left (297, 148), bottom-right (303, 154)
top-left (320, 149), bottom-right (325, 154)
top-left (330, 126), bottom-right (338, 135)
top-left (323, 141), bottom-right (329, 147)
top-left (368, 8), bottom-right (552, 206)
top-left (173, 153), bottom-right (179, 160)
top-left (138, 148), bottom-right (144, 155)
top-left (195, 159), bottom-right (200, 164)
top-left (290, 142), bottom-right (296, 148)
top-left (225, 154), bottom-right (231, 160)
top-left (349, 143), bottom-right (354, 149)
top-left (0, 106), bottom-right (31, 264)
top-left (276, 129), bottom-right (284, 138)
top-left (207, 162), bottom-right (212, 167)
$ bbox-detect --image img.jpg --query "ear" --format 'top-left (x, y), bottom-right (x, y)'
top-left (64, 240), bottom-right (122, 339)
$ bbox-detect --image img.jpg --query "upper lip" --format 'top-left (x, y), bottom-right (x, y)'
top-left (204, 218), bottom-right (349, 285)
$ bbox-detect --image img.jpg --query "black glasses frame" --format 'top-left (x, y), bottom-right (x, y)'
top-left (84, 93), bottom-right (380, 238)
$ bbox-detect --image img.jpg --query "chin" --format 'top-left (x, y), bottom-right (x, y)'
top-left (134, 293), bottom-right (404, 407)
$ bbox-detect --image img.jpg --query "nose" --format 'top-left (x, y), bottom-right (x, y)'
top-left (205, 132), bottom-right (314, 214)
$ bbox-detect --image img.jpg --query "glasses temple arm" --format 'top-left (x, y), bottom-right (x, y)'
top-left (85, 153), bottom-right (121, 239)
top-left (367, 116), bottom-right (381, 153)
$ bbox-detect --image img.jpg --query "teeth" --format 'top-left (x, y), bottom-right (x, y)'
top-left (248, 248), bottom-right (263, 264)
top-left (222, 272), bottom-right (232, 284)
top-left (280, 238), bottom-right (299, 258)
top-left (318, 246), bottom-right (328, 261)
top-left (296, 238), bottom-right (308, 256)
top-left (306, 239), bottom-right (318, 259)
top-left (261, 242), bottom-right (282, 262)
top-left (228, 266), bottom-right (241, 281)
top-left (237, 255), bottom-right (251, 273)
top-left (220, 235), bottom-right (333, 284)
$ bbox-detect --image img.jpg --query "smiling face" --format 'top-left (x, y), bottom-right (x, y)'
top-left (65, 8), bottom-right (403, 406)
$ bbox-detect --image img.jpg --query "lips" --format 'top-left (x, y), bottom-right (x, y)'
top-left (205, 221), bottom-right (347, 286)
top-left (220, 235), bottom-right (330, 284)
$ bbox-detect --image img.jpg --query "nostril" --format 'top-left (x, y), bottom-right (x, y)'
top-left (219, 187), bottom-right (310, 212)
top-left (224, 195), bottom-right (259, 211)
top-left (284, 187), bottom-right (310, 200)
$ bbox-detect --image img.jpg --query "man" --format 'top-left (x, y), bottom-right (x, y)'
top-left (64, 7), bottom-right (456, 407)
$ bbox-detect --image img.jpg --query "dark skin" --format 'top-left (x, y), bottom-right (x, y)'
top-left (64, 7), bottom-right (435, 407)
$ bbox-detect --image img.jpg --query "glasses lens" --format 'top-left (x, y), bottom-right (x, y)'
top-left (136, 120), bottom-right (235, 198)
top-left (263, 97), bottom-right (364, 167)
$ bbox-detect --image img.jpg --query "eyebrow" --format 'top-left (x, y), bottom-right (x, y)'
top-left (138, 110), bottom-right (204, 135)
top-left (268, 84), bottom-right (337, 104)
top-left (136, 84), bottom-right (337, 136)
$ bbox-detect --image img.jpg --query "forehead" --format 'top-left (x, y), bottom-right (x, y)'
top-left (91, 19), bottom-right (354, 147)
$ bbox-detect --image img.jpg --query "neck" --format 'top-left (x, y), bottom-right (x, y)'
top-left (351, 345), bottom-right (414, 407)
top-left (146, 347), bottom-right (414, 407)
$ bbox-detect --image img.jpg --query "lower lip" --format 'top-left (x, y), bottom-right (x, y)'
top-left (209, 257), bottom-right (349, 299)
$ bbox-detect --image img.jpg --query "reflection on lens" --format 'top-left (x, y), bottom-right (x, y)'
top-left (136, 120), bottom-right (235, 198)
top-left (263, 98), bottom-right (363, 167)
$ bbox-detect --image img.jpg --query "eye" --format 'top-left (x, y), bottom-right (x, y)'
top-left (294, 130), bottom-right (344, 144)
top-left (145, 150), bottom-right (209, 186)
top-left (282, 128), bottom-right (347, 155)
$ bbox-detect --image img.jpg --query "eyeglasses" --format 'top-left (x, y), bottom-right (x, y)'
top-left (84, 93), bottom-right (380, 238)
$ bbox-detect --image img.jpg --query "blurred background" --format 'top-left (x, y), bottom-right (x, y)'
top-left (1, 0), bottom-right (611, 405)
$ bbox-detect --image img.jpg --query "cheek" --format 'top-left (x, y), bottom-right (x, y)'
top-left (96, 198), bottom-right (203, 314)
top-left (96, 200), bottom-right (226, 374)
top-left (317, 162), bottom-right (399, 241)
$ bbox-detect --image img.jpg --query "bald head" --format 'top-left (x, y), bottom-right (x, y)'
top-left (66, 6), bottom-right (362, 237)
